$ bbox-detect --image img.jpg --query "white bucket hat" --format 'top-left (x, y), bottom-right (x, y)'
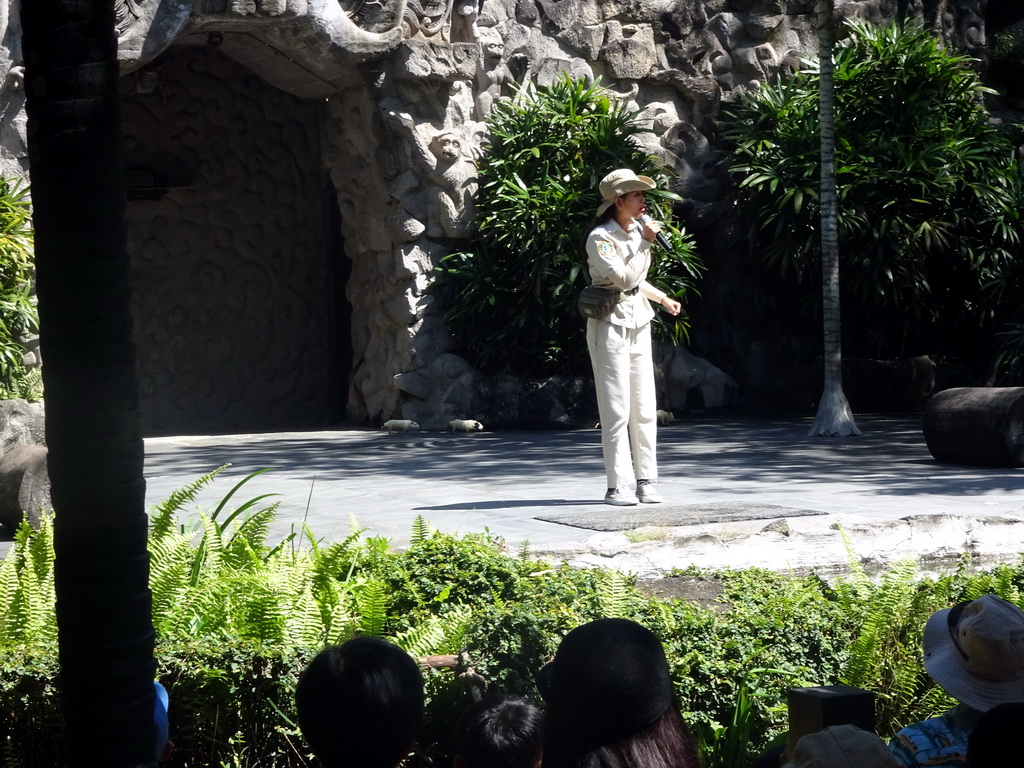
top-left (922, 594), bottom-right (1024, 712)
top-left (596, 169), bottom-right (655, 216)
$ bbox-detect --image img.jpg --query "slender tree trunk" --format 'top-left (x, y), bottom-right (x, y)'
top-left (809, 0), bottom-right (861, 438)
top-left (21, 1), bottom-right (158, 765)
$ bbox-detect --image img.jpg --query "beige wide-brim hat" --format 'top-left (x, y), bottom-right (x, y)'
top-left (781, 724), bottom-right (896, 768)
top-left (922, 594), bottom-right (1024, 712)
top-left (596, 169), bottom-right (656, 216)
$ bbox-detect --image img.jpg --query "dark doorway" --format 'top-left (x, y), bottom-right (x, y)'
top-left (121, 45), bottom-right (349, 435)
top-left (324, 175), bottom-right (352, 425)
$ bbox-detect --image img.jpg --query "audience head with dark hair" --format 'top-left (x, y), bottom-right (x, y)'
top-left (783, 724), bottom-right (896, 768)
top-left (455, 693), bottom-right (543, 768)
top-left (537, 617), bottom-right (701, 768)
top-left (295, 636), bottom-right (425, 768)
top-left (966, 701), bottom-right (1024, 768)
top-left (750, 744), bottom-right (785, 768)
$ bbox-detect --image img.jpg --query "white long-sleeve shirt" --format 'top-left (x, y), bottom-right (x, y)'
top-left (585, 218), bottom-right (667, 328)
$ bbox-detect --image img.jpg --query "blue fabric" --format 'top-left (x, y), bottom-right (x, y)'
top-left (154, 681), bottom-right (170, 761)
top-left (888, 705), bottom-right (982, 768)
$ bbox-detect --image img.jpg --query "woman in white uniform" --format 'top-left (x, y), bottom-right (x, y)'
top-left (584, 169), bottom-right (681, 506)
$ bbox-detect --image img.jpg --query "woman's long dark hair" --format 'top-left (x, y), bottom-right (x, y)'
top-left (542, 706), bottom-right (702, 768)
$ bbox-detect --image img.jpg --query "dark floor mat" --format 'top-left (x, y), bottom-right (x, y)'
top-left (535, 502), bottom-right (824, 531)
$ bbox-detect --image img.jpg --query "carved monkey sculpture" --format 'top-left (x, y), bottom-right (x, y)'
top-left (391, 111), bottom-right (478, 239)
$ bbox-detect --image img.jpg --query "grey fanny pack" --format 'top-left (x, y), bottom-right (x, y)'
top-left (577, 285), bottom-right (637, 319)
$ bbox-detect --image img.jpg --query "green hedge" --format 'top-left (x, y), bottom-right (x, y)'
top-left (2, 472), bottom-right (1023, 767)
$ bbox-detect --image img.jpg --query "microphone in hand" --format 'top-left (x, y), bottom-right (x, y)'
top-left (639, 214), bottom-right (673, 252)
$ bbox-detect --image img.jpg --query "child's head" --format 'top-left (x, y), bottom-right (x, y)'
top-left (455, 694), bottom-right (543, 768)
top-left (295, 636), bottom-right (425, 768)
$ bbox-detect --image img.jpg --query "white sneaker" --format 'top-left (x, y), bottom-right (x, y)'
top-left (604, 486), bottom-right (639, 506)
top-left (636, 479), bottom-right (663, 504)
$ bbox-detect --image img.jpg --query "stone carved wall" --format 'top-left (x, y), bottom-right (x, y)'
top-left (0, 0), bottom-right (25, 180)
top-left (0, 0), bottom-right (996, 431)
top-left (122, 46), bottom-right (332, 434)
top-left (360, 0), bottom-right (988, 428)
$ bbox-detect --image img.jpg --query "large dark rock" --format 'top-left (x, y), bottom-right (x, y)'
top-left (0, 399), bottom-right (49, 530)
top-left (924, 387), bottom-right (1024, 467)
top-left (470, 373), bottom-right (598, 430)
top-left (0, 444), bottom-right (50, 530)
top-left (842, 356), bottom-right (936, 412)
top-left (518, 375), bottom-right (597, 429)
top-left (0, 399), bottom-right (45, 453)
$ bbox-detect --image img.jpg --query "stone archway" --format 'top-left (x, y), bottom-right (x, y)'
top-left (121, 44), bottom-right (348, 434)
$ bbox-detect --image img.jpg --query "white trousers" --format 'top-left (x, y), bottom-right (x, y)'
top-left (586, 320), bottom-right (658, 489)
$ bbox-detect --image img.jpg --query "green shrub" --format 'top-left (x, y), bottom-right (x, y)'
top-left (435, 75), bottom-right (703, 377)
top-left (0, 648), bottom-right (60, 767)
top-left (653, 570), bottom-right (849, 764)
top-left (4, 471), bottom-right (1024, 766)
top-left (381, 530), bottom-right (527, 618)
top-left (0, 177), bottom-right (38, 398)
top-left (156, 639), bottom-right (310, 768)
top-left (722, 20), bottom-right (1023, 367)
top-left (991, 27), bottom-right (1024, 64)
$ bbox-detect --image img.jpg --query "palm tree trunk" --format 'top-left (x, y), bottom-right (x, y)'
top-left (809, 0), bottom-right (861, 438)
top-left (21, 1), bottom-right (158, 765)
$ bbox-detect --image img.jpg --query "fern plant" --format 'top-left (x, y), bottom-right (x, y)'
top-left (145, 471), bottom-right (482, 651)
top-left (410, 515), bottom-right (432, 545)
top-left (395, 604), bottom-right (473, 658)
top-left (0, 514), bottom-right (56, 648)
top-left (835, 556), bottom-right (965, 735)
top-left (596, 569), bottom-right (633, 619)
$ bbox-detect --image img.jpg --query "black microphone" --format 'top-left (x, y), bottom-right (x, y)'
top-left (639, 215), bottom-right (673, 252)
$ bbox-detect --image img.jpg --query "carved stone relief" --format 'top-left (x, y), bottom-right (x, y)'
top-left (115, 0), bottom-right (145, 35)
top-left (0, 63), bottom-right (26, 179)
top-left (387, 111), bottom-right (478, 239)
top-left (0, 0), bottom-right (997, 430)
top-left (342, 0), bottom-right (408, 33)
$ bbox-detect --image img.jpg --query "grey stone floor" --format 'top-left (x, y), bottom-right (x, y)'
top-left (138, 414), bottom-right (1024, 577)
top-left (5, 414), bottom-right (1023, 576)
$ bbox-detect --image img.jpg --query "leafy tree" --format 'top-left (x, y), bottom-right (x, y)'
top-left (723, 20), bottom-right (1022, 372)
top-left (435, 75), bottom-right (703, 378)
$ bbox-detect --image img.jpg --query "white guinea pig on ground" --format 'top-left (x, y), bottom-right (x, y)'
top-left (382, 419), bottom-right (420, 433)
top-left (447, 419), bottom-right (484, 432)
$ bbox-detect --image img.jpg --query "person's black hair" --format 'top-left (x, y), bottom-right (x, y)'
top-left (750, 743), bottom-right (785, 768)
top-left (542, 706), bottom-right (702, 768)
top-left (967, 701), bottom-right (1024, 768)
top-left (457, 694), bottom-right (543, 768)
top-left (295, 636), bottom-right (425, 768)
